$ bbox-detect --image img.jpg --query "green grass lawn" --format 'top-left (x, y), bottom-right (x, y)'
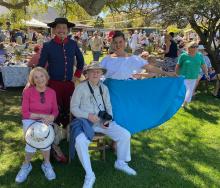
top-left (0, 61), bottom-right (220, 187)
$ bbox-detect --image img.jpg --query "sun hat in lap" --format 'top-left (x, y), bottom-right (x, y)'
top-left (25, 121), bottom-right (55, 149)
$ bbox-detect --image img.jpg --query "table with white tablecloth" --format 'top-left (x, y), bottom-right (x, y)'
top-left (0, 65), bottom-right (31, 87)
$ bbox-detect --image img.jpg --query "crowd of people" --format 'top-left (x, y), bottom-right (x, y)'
top-left (0, 17), bottom-right (218, 188)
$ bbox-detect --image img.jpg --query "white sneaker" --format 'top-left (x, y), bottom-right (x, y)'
top-left (83, 174), bottom-right (96, 188)
top-left (41, 163), bottom-right (56, 181)
top-left (15, 163), bottom-right (32, 183)
top-left (114, 161), bottom-right (137, 176)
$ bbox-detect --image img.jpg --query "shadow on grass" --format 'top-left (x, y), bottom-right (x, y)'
top-left (184, 106), bottom-right (219, 124)
top-left (1, 127), bottom-right (220, 188)
top-left (0, 147), bottom-right (199, 188)
top-left (132, 127), bottom-right (220, 188)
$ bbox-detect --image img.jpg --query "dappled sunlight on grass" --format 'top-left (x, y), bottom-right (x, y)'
top-left (0, 82), bottom-right (220, 187)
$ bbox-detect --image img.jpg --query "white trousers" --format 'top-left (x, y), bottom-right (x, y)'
top-left (22, 119), bottom-right (51, 153)
top-left (184, 79), bottom-right (197, 103)
top-left (75, 121), bottom-right (131, 176)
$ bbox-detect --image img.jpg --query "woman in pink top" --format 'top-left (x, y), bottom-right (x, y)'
top-left (15, 67), bottom-right (58, 183)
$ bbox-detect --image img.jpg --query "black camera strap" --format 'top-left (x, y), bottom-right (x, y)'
top-left (87, 81), bottom-right (107, 111)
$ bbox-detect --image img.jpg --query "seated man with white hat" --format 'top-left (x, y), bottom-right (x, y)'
top-left (70, 61), bottom-right (136, 188)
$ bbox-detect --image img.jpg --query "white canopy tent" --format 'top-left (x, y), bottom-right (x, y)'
top-left (0, 6), bottom-right (10, 15)
top-left (24, 18), bottom-right (49, 28)
top-left (74, 23), bottom-right (93, 29)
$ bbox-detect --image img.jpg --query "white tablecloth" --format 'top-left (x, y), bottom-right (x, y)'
top-left (1, 65), bottom-right (31, 87)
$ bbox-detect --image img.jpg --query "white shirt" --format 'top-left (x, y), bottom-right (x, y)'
top-left (100, 55), bottom-right (148, 80)
top-left (89, 36), bottom-right (103, 51)
top-left (81, 32), bottom-right (88, 40)
top-left (70, 81), bottom-right (113, 120)
top-left (130, 33), bottom-right (139, 49)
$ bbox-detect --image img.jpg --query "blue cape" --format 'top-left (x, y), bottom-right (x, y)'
top-left (104, 77), bottom-right (186, 135)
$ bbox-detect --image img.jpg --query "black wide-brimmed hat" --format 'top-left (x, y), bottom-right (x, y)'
top-left (47, 17), bottom-right (75, 28)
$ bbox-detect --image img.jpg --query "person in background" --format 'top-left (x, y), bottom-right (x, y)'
top-left (130, 30), bottom-right (139, 54)
top-left (0, 43), bottom-right (6, 91)
top-left (27, 45), bottom-right (41, 68)
top-left (100, 31), bottom-right (175, 80)
top-left (175, 42), bottom-right (210, 107)
top-left (81, 29), bottom-right (89, 54)
top-left (90, 31), bottom-right (103, 61)
top-left (163, 32), bottom-right (178, 72)
top-left (193, 45), bottom-right (216, 94)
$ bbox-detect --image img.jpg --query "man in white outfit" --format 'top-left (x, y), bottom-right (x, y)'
top-left (70, 62), bottom-right (136, 188)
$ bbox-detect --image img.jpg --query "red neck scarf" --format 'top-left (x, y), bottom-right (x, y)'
top-left (54, 35), bottom-right (69, 44)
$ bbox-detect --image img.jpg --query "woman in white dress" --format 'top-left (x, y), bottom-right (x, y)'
top-left (100, 31), bottom-right (175, 80)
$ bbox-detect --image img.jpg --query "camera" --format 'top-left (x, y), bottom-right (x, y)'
top-left (98, 111), bottom-right (112, 121)
top-left (98, 111), bottom-right (112, 127)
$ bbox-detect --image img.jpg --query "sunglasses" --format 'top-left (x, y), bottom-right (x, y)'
top-left (190, 45), bottom-right (198, 48)
top-left (40, 92), bottom-right (45, 104)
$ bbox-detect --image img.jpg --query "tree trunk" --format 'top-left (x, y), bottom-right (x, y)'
top-left (189, 18), bottom-right (220, 74)
top-left (0, 0), bottom-right (106, 15)
top-left (75, 0), bottom-right (107, 16)
top-left (0, 0), bottom-right (29, 9)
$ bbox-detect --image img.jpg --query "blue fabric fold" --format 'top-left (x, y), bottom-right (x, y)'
top-left (104, 77), bottom-right (186, 135)
top-left (69, 118), bottom-right (94, 159)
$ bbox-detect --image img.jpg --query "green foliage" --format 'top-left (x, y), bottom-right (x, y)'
top-left (145, 44), bottom-right (154, 54)
top-left (94, 16), bottom-right (104, 28)
top-left (166, 25), bottom-right (181, 33)
top-left (52, 1), bottom-right (92, 22)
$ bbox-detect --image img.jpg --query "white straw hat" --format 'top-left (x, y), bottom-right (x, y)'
top-left (83, 61), bottom-right (107, 75)
top-left (25, 121), bottom-right (55, 149)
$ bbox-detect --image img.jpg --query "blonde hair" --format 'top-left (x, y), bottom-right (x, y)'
top-left (28, 67), bottom-right (49, 86)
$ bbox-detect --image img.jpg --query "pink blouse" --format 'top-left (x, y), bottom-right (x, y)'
top-left (22, 86), bottom-right (59, 119)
